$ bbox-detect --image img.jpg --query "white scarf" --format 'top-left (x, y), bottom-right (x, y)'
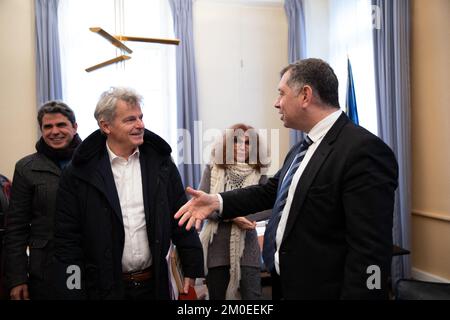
top-left (200, 163), bottom-right (260, 300)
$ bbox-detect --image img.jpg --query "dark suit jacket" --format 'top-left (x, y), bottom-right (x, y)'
top-left (220, 113), bottom-right (398, 299)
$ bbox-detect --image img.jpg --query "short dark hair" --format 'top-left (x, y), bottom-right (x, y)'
top-left (37, 101), bottom-right (76, 128)
top-left (281, 58), bottom-right (340, 108)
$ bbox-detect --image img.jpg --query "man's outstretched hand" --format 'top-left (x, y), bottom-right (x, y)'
top-left (175, 187), bottom-right (220, 230)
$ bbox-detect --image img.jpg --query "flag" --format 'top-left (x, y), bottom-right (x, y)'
top-left (346, 58), bottom-right (359, 125)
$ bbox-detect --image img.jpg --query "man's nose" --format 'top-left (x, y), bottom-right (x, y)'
top-left (274, 97), bottom-right (280, 109)
top-left (50, 126), bottom-right (61, 135)
top-left (136, 118), bottom-right (144, 128)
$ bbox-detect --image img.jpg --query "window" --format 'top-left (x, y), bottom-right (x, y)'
top-left (58, 0), bottom-right (178, 151)
top-left (328, 0), bottom-right (378, 135)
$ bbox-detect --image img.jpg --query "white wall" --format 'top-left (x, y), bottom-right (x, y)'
top-left (0, 0), bottom-right (37, 179)
top-left (194, 0), bottom-right (289, 174)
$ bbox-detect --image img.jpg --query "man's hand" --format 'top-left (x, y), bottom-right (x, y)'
top-left (10, 284), bottom-right (30, 300)
top-left (175, 187), bottom-right (220, 230)
top-left (233, 217), bottom-right (256, 230)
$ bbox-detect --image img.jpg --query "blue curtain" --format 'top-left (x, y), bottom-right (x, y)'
top-left (169, 0), bottom-right (201, 188)
top-left (372, 0), bottom-right (411, 284)
top-left (35, 0), bottom-right (63, 107)
top-left (284, 0), bottom-right (307, 146)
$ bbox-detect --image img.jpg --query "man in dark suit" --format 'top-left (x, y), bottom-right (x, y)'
top-left (175, 58), bottom-right (398, 299)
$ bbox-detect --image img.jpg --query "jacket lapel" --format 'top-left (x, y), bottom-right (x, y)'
top-left (139, 148), bottom-right (158, 227)
top-left (277, 143), bottom-right (303, 193)
top-left (74, 150), bottom-right (124, 226)
top-left (282, 113), bottom-right (349, 242)
top-left (96, 153), bottom-right (124, 226)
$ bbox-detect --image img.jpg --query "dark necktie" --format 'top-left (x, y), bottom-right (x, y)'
top-left (262, 135), bottom-right (313, 271)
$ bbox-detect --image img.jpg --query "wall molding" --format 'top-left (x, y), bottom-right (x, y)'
top-left (411, 268), bottom-right (450, 283)
top-left (412, 209), bottom-right (450, 222)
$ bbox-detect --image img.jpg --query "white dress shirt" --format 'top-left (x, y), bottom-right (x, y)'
top-left (106, 143), bottom-right (152, 272)
top-left (274, 109), bottom-right (342, 274)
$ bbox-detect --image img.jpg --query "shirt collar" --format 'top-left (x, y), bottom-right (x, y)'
top-left (307, 109), bottom-right (343, 143)
top-left (106, 142), bottom-right (140, 164)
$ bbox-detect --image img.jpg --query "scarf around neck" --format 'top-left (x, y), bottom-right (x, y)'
top-left (35, 134), bottom-right (82, 167)
top-left (200, 163), bottom-right (261, 300)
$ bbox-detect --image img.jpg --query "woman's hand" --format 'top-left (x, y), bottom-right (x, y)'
top-left (232, 217), bottom-right (256, 230)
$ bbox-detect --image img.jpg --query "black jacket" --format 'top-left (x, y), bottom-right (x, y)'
top-left (220, 113), bottom-right (398, 299)
top-left (3, 153), bottom-right (61, 297)
top-left (53, 129), bottom-right (203, 299)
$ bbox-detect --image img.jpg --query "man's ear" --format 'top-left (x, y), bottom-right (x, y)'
top-left (73, 122), bottom-right (78, 132)
top-left (302, 85), bottom-right (314, 105)
top-left (99, 120), bottom-right (110, 135)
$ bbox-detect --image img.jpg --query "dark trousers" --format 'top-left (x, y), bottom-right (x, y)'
top-left (206, 265), bottom-right (262, 300)
top-left (270, 270), bottom-right (282, 300)
top-left (123, 279), bottom-right (154, 300)
top-left (29, 277), bottom-right (54, 300)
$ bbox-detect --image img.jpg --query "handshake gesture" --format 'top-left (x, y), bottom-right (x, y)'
top-left (174, 187), bottom-right (220, 230)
